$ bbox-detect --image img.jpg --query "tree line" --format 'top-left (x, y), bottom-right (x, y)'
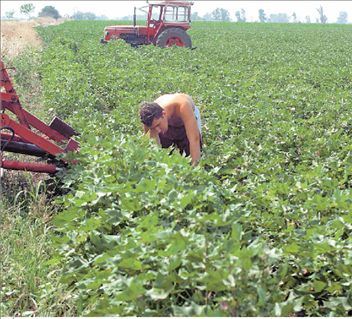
top-left (192, 7), bottom-right (348, 24)
top-left (3, 3), bottom-right (350, 24)
top-left (3, 4), bottom-right (107, 21)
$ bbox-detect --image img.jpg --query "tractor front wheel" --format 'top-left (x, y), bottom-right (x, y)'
top-left (156, 28), bottom-right (192, 48)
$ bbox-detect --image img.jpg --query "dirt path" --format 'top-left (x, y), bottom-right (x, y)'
top-left (1, 17), bottom-right (65, 60)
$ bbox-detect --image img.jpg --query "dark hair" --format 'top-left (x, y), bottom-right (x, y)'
top-left (139, 102), bottom-right (163, 127)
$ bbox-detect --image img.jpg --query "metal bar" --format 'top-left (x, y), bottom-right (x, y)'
top-left (0, 67), bottom-right (30, 128)
top-left (1, 159), bottom-right (58, 174)
top-left (0, 62), bottom-right (17, 94)
top-left (0, 92), bottom-right (19, 103)
top-left (147, 5), bottom-right (151, 41)
top-left (133, 7), bottom-right (137, 27)
top-left (24, 111), bottom-right (69, 143)
top-left (1, 139), bottom-right (48, 157)
top-left (0, 100), bottom-right (30, 128)
top-left (1, 114), bottom-right (65, 157)
top-left (0, 80), bottom-right (14, 92)
top-left (2, 101), bottom-right (67, 143)
top-left (0, 67), bottom-right (16, 92)
top-left (1, 132), bottom-right (24, 143)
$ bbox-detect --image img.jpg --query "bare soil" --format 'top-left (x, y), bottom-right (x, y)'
top-left (1, 17), bottom-right (66, 60)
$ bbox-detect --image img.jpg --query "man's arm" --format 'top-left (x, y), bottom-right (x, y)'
top-left (179, 103), bottom-right (201, 165)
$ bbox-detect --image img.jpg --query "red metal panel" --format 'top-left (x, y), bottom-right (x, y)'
top-left (49, 117), bottom-right (78, 139)
top-left (163, 21), bottom-right (190, 30)
top-left (65, 138), bottom-right (80, 152)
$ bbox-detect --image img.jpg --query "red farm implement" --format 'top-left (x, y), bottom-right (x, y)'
top-left (0, 61), bottom-right (79, 174)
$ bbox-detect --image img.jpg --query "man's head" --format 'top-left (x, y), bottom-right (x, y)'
top-left (139, 102), bottom-right (168, 134)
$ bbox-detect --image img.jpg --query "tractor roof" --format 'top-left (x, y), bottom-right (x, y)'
top-left (148, 1), bottom-right (194, 7)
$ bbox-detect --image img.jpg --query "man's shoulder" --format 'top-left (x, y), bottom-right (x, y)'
top-left (155, 93), bottom-right (193, 113)
top-left (169, 94), bottom-right (194, 111)
top-left (174, 93), bottom-right (191, 101)
top-left (154, 94), bottom-right (174, 105)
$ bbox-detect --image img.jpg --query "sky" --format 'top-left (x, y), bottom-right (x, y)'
top-left (1, 1), bottom-right (351, 22)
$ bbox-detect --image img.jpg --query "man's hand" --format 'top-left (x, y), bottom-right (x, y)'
top-left (189, 136), bottom-right (201, 166)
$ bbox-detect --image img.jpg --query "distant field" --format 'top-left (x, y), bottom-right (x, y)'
top-left (2, 20), bottom-right (352, 316)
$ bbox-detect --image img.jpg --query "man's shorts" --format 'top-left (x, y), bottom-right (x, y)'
top-left (193, 105), bottom-right (202, 134)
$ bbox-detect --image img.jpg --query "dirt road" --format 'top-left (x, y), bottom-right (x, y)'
top-left (1, 17), bottom-right (65, 60)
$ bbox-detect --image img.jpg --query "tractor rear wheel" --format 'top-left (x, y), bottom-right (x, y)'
top-left (156, 28), bottom-right (192, 48)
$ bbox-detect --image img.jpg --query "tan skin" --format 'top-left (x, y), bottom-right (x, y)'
top-left (143, 93), bottom-right (201, 165)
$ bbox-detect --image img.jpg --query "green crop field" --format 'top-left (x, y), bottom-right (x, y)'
top-left (1, 20), bottom-right (352, 316)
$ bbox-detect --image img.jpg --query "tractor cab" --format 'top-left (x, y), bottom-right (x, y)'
top-left (145, 1), bottom-right (192, 41)
top-left (101, 1), bottom-right (194, 48)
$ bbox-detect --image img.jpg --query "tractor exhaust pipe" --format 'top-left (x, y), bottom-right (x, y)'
top-left (133, 7), bottom-right (136, 27)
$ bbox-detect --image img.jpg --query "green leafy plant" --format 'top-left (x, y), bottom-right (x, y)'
top-left (3, 20), bottom-right (351, 316)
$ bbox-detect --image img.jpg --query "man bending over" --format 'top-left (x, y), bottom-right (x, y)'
top-left (139, 93), bottom-right (202, 165)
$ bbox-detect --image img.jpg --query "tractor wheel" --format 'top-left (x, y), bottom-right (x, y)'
top-left (156, 28), bottom-right (192, 48)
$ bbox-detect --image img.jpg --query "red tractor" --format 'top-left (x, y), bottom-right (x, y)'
top-left (101, 1), bottom-right (194, 48)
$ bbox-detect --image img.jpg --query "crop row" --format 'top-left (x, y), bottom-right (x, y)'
top-left (28, 21), bottom-right (352, 315)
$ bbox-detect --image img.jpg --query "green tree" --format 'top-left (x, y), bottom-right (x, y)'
top-left (5, 10), bottom-right (15, 19)
top-left (38, 6), bottom-right (61, 20)
top-left (241, 9), bottom-right (246, 22)
top-left (235, 10), bottom-right (242, 22)
top-left (269, 13), bottom-right (289, 23)
top-left (235, 9), bottom-right (246, 22)
top-left (20, 3), bottom-right (35, 19)
top-left (211, 8), bottom-right (230, 21)
top-left (316, 6), bottom-right (327, 24)
top-left (71, 11), bottom-right (96, 20)
top-left (292, 12), bottom-right (297, 23)
top-left (191, 11), bottom-right (203, 21)
top-left (203, 12), bottom-right (212, 21)
top-left (336, 11), bottom-right (348, 24)
top-left (258, 9), bottom-right (267, 22)
top-left (96, 15), bottom-right (108, 20)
